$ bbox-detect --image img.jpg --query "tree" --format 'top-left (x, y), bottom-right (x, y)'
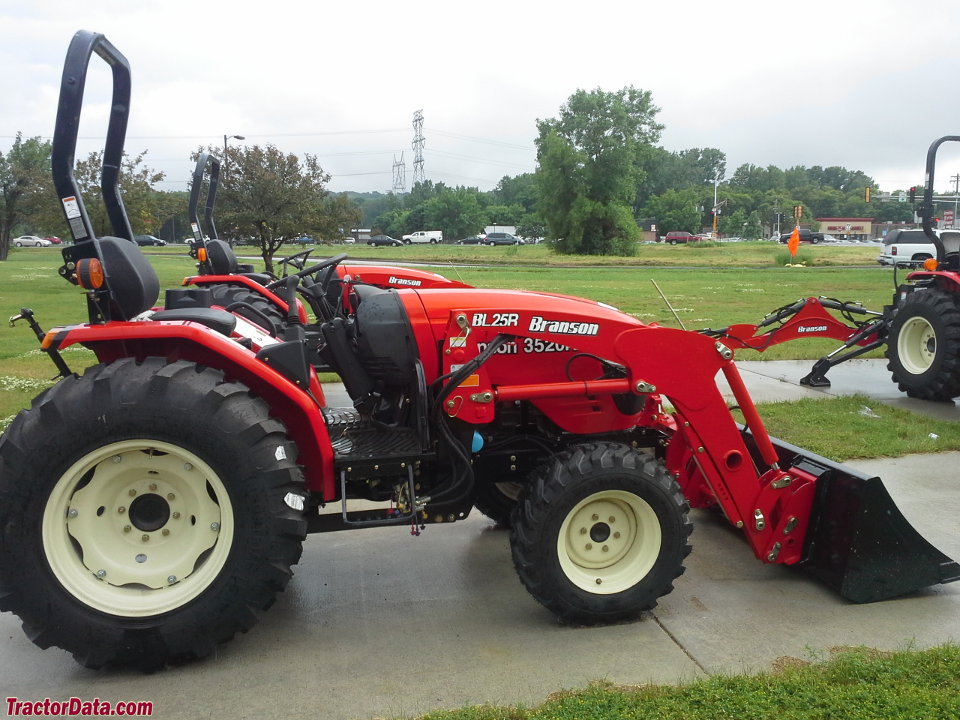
top-left (215, 143), bottom-right (344, 274)
top-left (535, 86), bottom-right (663, 254)
top-left (639, 189), bottom-right (702, 235)
top-left (1, 134), bottom-right (54, 260)
top-left (423, 187), bottom-right (488, 240)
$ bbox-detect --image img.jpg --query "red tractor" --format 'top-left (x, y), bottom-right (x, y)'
top-left (0, 31), bottom-right (956, 671)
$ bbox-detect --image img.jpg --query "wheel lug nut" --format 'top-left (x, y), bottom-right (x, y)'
top-left (172, 512), bottom-right (181, 519)
top-left (585, 543), bottom-right (593, 550)
top-left (118, 506), bottom-right (126, 514)
top-left (167, 493), bottom-right (176, 501)
top-left (184, 463), bottom-right (193, 471)
top-left (608, 516), bottom-right (616, 523)
top-left (128, 489), bottom-right (137, 497)
top-left (67, 509), bottom-right (78, 518)
top-left (579, 527), bottom-right (587, 535)
top-left (602, 545), bottom-right (609, 552)
top-left (162, 529), bottom-right (170, 536)
top-left (210, 522), bottom-right (220, 531)
top-left (141, 534), bottom-right (150, 542)
top-left (123, 525), bottom-right (131, 533)
top-left (167, 575), bottom-right (177, 584)
top-left (149, 483), bottom-right (157, 492)
top-left (96, 569), bottom-right (106, 578)
top-left (135, 554), bottom-right (147, 563)
top-left (591, 514), bottom-right (599, 521)
top-left (614, 531), bottom-right (621, 539)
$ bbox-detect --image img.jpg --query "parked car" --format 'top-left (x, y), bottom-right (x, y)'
top-left (44, 236), bottom-right (63, 245)
top-left (368, 234), bottom-right (402, 247)
top-left (484, 232), bottom-right (524, 245)
top-left (456, 235), bottom-right (486, 245)
top-left (292, 235), bottom-right (315, 245)
top-left (13, 235), bottom-right (51, 247)
top-left (662, 231), bottom-right (696, 245)
top-left (778, 229), bottom-right (824, 244)
top-left (134, 235), bottom-right (166, 246)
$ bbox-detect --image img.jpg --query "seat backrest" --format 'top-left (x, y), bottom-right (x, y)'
top-left (99, 237), bottom-right (160, 320)
top-left (206, 239), bottom-right (239, 275)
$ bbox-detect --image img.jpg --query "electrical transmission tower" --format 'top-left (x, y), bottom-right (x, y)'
top-left (392, 152), bottom-right (406, 194)
top-left (412, 109), bottom-right (425, 186)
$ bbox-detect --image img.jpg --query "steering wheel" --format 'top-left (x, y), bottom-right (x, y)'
top-left (266, 253), bottom-right (349, 321)
top-left (277, 248), bottom-right (315, 274)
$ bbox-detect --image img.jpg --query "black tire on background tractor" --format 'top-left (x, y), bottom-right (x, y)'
top-left (886, 287), bottom-right (960, 400)
top-left (0, 358), bottom-right (306, 670)
top-left (207, 284), bottom-right (286, 335)
top-left (473, 480), bottom-right (523, 528)
top-left (510, 442), bottom-right (692, 624)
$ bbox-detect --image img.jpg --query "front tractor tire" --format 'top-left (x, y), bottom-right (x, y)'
top-left (886, 288), bottom-right (960, 400)
top-left (0, 358), bottom-right (306, 670)
top-left (510, 443), bottom-right (692, 624)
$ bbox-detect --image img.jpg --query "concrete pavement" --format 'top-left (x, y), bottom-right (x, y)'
top-left (1, 359), bottom-right (958, 720)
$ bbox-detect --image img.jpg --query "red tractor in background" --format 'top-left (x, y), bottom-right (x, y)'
top-left (0, 31), bottom-right (957, 671)
top-left (180, 150), bottom-right (471, 337)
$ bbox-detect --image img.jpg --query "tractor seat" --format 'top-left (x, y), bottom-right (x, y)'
top-left (206, 239), bottom-right (271, 283)
top-left (151, 307), bottom-right (238, 336)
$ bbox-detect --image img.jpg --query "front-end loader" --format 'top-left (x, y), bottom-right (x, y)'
top-left (0, 31), bottom-right (956, 671)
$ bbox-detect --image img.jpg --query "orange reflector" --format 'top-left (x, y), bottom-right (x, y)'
top-left (923, 257), bottom-right (939, 271)
top-left (197, 247), bottom-right (207, 262)
top-left (76, 258), bottom-right (104, 289)
top-left (41, 330), bottom-right (55, 350)
top-left (458, 374), bottom-right (481, 388)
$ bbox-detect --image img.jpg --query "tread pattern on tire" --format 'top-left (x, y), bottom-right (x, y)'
top-left (0, 357), bottom-right (306, 670)
top-left (886, 287), bottom-right (960, 400)
top-left (510, 441), bottom-right (692, 625)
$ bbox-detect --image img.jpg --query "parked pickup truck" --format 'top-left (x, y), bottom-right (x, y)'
top-left (778, 229), bottom-right (824, 244)
top-left (402, 230), bottom-right (443, 244)
top-left (877, 228), bottom-right (960, 267)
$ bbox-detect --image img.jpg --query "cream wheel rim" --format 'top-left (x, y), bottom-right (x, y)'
top-left (42, 440), bottom-right (234, 617)
top-left (899, 316), bottom-right (937, 375)
top-left (557, 490), bottom-right (661, 594)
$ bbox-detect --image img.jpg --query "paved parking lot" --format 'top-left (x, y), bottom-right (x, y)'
top-left (1, 360), bottom-right (957, 720)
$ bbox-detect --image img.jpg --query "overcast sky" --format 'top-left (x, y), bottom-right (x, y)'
top-left (4, 0), bottom-right (960, 198)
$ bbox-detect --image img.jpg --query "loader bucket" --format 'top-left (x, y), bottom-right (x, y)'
top-left (741, 430), bottom-right (960, 603)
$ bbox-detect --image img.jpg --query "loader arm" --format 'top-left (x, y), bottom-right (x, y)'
top-left (613, 326), bottom-right (815, 566)
top-left (613, 324), bottom-right (960, 601)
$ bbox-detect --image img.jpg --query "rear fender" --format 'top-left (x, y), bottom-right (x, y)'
top-left (44, 319), bottom-right (334, 496)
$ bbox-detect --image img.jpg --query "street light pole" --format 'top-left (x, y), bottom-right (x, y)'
top-left (223, 134), bottom-right (245, 180)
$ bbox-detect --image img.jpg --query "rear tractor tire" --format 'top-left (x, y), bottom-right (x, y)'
top-left (886, 288), bottom-right (960, 400)
top-left (0, 358), bottom-right (306, 670)
top-left (207, 284), bottom-right (286, 336)
top-left (510, 442), bottom-right (692, 624)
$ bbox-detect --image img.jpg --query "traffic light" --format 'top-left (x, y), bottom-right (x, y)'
top-left (864, 187), bottom-right (871, 203)
top-left (909, 186), bottom-right (917, 203)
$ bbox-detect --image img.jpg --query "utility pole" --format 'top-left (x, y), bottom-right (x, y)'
top-left (952, 173), bottom-right (959, 229)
